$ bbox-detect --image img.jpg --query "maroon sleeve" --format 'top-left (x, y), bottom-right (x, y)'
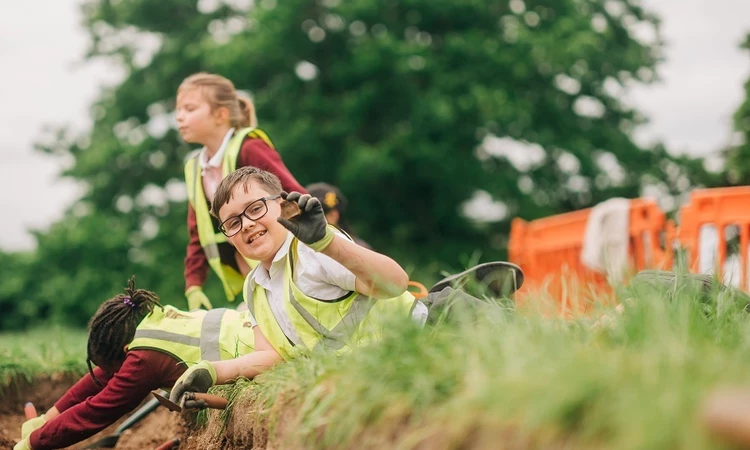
top-left (53, 368), bottom-right (112, 413)
top-left (185, 203), bottom-right (209, 290)
top-left (30, 350), bottom-right (185, 450)
top-left (238, 138), bottom-right (307, 194)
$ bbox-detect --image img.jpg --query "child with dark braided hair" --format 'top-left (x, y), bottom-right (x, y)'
top-left (14, 277), bottom-right (258, 450)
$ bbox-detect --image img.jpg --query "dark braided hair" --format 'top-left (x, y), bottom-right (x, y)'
top-left (86, 276), bottom-right (162, 386)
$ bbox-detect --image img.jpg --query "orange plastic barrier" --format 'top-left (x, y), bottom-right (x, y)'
top-left (509, 199), bottom-right (669, 314)
top-left (672, 187), bottom-right (750, 290)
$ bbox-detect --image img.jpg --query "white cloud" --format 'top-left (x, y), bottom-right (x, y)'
top-left (481, 135), bottom-right (546, 172)
top-left (0, 0), bottom-right (120, 250)
top-left (462, 190), bottom-right (509, 223)
top-left (627, 0), bottom-right (750, 155)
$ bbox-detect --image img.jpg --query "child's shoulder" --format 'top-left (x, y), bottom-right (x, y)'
top-left (184, 149), bottom-right (201, 165)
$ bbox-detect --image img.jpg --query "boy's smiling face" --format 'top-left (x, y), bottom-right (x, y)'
top-left (218, 182), bottom-right (288, 268)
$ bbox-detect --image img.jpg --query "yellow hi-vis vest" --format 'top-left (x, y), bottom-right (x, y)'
top-left (243, 232), bottom-right (417, 361)
top-left (184, 127), bottom-right (276, 301)
top-left (129, 305), bottom-right (255, 367)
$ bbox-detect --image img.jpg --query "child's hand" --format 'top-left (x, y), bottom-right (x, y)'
top-left (14, 438), bottom-right (32, 450)
top-left (169, 360), bottom-right (217, 407)
top-left (277, 191), bottom-right (334, 252)
top-left (21, 415), bottom-right (46, 439)
top-left (185, 286), bottom-right (212, 310)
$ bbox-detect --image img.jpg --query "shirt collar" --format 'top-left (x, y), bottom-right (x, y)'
top-left (199, 128), bottom-right (235, 169)
top-left (247, 232), bottom-right (294, 290)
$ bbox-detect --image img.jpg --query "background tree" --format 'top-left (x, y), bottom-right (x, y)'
top-left (0, 0), bottom-right (711, 328)
top-left (725, 34), bottom-right (750, 184)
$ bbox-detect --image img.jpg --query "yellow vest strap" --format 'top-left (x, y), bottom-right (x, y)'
top-left (286, 283), bottom-right (377, 352)
top-left (245, 274), bottom-right (304, 348)
top-left (188, 154), bottom-right (201, 207)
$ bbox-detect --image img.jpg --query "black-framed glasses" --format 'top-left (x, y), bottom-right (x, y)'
top-left (219, 195), bottom-right (281, 237)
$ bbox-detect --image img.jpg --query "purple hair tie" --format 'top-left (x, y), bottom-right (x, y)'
top-left (123, 296), bottom-right (136, 308)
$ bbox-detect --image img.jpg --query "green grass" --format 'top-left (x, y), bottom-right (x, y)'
top-left (0, 327), bottom-right (87, 390)
top-left (214, 277), bottom-right (750, 449)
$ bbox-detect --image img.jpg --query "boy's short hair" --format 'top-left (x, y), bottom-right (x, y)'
top-left (210, 166), bottom-right (283, 218)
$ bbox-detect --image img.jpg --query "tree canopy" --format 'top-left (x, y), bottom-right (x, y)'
top-left (725, 34), bottom-right (750, 184)
top-left (0, 0), bottom-right (714, 328)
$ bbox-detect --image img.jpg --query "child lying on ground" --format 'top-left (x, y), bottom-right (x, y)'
top-left (14, 277), bottom-right (257, 450)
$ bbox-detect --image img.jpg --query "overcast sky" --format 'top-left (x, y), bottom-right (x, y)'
top-left (1, 0), bottom-right (749, 251)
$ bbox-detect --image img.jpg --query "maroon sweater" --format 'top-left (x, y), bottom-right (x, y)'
top-left (184, 136), bottom-right (306, 290)
top-left (29, 350), bottom-right (184, 450)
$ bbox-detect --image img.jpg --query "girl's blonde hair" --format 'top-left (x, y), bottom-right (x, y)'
top-left (178, 72), bottom-right (257, 129)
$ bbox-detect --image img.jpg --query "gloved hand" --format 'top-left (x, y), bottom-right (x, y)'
top-left (277, 191), bottom-right (334, 252)
top-left (169, 360), bottom-right (217, 408)
top-left (180, 392), bottom-right (212, 410)
top-left (21, 415), bottom-right (45, 440)
top-left (185, 286), bottom-right (212, 310)
top-left (14, 438), bottom-right (32, 450)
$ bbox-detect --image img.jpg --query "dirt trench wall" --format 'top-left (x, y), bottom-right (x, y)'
top-left (0, 374), bottom-right (186, 450)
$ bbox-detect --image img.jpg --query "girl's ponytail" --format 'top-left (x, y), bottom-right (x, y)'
top-left (236, 94), bottom-right (258, 129)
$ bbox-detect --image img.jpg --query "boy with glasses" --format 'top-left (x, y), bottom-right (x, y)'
top-left (169, 166), bottom-right (523, 403)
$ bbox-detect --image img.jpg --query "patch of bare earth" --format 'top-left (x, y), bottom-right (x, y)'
top-left (0, 374), bottom-right (187, 450)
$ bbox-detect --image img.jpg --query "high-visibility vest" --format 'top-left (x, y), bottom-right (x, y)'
top-left (184, 127), bottom-right (276, 301)
top-left (244, 231), bottom-right (417, 360)
top-left (129, 305), bottom-right (255, 367)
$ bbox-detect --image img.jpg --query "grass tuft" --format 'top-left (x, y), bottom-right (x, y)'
top-left (0, 327), bottom-right (87, 391)
top-left (203, 277), bottom-right (750, 449)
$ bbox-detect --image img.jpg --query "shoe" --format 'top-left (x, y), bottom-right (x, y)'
top-left (429, 261), bottom-right (524, 297)
top-left (631, 270), bottom-right (750, 304)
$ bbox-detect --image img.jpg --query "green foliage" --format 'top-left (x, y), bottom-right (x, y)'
top-left (208, 282), bottom-right (750, 449)
top-left (725, 33), bottom-right (750, 184)
top-left (1, 0), bottom-right (715, 327)
top-left (0, 328), bottom-right (87, 390)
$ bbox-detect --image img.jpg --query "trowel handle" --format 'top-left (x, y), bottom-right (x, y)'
top-left (190, 392), bottom-right (229, 410)
top-left (153, 437), bottom-right (180, 450)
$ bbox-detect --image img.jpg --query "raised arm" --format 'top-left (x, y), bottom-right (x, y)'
top-left (277, 192), bottom-right (408, 299)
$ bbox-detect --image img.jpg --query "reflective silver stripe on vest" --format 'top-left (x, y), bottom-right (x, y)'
top-left (287, 285), bottom-right (377, 352)
top-left (132, 308), bottom-right (229, 360)
top-left (200, 308), bottom-right (227, 361)
top-left (132, 330), bottom-right (201, 347)
top-left (203, 242), bottom-right (220, 260)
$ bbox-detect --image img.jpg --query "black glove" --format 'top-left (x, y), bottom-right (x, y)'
top-left (277, 191), bottom-right (334, 251)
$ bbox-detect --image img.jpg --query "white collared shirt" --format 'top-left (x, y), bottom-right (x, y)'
top-left (248, 232), bottom-right (357, 340)
top-left (200, 128), bottom-right (235, 201)
top-left (199, 127), bottom-right (235, 170)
